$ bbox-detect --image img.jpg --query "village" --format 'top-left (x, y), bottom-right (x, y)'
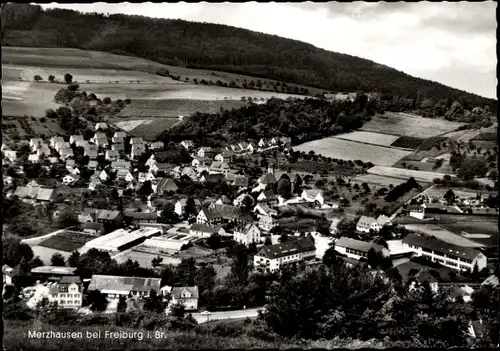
top-left (2, 118), bottom-right (498, 334)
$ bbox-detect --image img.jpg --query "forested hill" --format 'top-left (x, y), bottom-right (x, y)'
top-left (1, 3), bottom-right (496, 111)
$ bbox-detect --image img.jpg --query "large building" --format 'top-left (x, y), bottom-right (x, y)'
top-left (31, 266), bottom-right (78, 281)
top-left (233, 224), bottom-right (261, 246)
top-left (402, 233), bottom-right (487, 272)
top-left (88, 275), bottom-right (163, 299)
top-left (49, 276), bottom-right (83, 309)
top-left (83, 227), bottom-right (162, 252)
top-left (253, 236), bottom-right (316, 273)
top-left (334, 237), bottom-right (390, 261)
top-left (356, 216), bottom-right (381, 233)
top-left (169, 286), bottom-right (199, 311)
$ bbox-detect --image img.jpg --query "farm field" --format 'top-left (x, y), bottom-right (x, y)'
top-left (437, 220), bottom-right (498, 247)
top-left (38, 231), bottom-right (96, 252)
top-left (293, 138), bottom-right (412, 166)
top-left (392, 159), bottom-right (453, 174)
top-left (391, 136), bottom-right (423, 149)
top-left (351, 174), bottom-right (407, 187)
top-left (2, 81), bottom-right (61, 117)
top-left (401, 223), bottom-right (485, 248)
top-left (360, 112), bottom-right (466, 138)
top-left (113, 248), bottom-right (182, 268)
top-left (423, 186), bottom-right (495, 199)
top-left (30, 245), bottom-right (72, 264)
top-left (333, 131), bottom-right (401, 147)
top-left (367, 166), bottom-right (452, 183)
top-left (2, 115), bottom-right (67, 142)
top-left (126, 118), bottom-right (182, 140)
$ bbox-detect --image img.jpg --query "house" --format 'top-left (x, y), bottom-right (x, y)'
top-left (95, 122), bottom-right (108, 131)
top-left (233, 193), bottom-right (253, 207)
top-left (112, 143), bottom-right (125, 152)
top-left (258, 168), bottom-right (277, 187)
top-left (95, 138), bottom-right (109, 148)
top-left (130, 137), bottom-right (144, 145)
top-left (334, 237), bottom-right (390, 261)
top-left (124, 211), bottom-right (158, 224)
top-left (50, 136), bottom-right (65, 148)
top-left (58, 148), bottom-right (74, 159)
top-left (87, 160), bottom-right (98, 170)
top-left (48, 276), bottom-right (83, 309)
top-left (408, 205), bottom-right (425, 220)
top-left (258, 215), bottom-right (279, 231)
top-left (301, 189), bottom-right (325, 206)
top-left (105, 150), bottom-right (120, 161)
top-left (253, 236), bottom-right (316, 273)
top-left (66, 159), bottom-right (76, 168)
top-left (199, 173), bottom-right (225, 184)
top-left (196, 207), bottom-right (222, 225)
top-left (254, 203), bottom-right (277, 217)
top-left (30, 138), bottom-right (43, 148)
top-left (82, 222), bottom-right (105, 236)
top-left (237, 141), bottom-right (249, 152)
top-left (197, 147), bottom-right (213, 158)
top-left (92, 133), bottom-right (107, 142)
top-left (84, 146), bottom-right (98, 159)
top-left (70, 135), bottom-right (84, 144)
top-left (138, 172), bottom-right (155, 183)
top-left (192, 157), bottom-right (211, 169)
top-left (28, 154), bottom-right (40, 163)
top-left (14, 187), bottom-right (55, 202)
top-left (116, 169), bottom-right (134, 181)
top-left (36, 147), bottom-right (50, 157)
top-left (356, 216), bottom-right (381, 233)
top-left (209, 162), bottom-right (231, 175)
top-left (131, 144), bottom-right (146, 159)
top-left (481, 275), bottom-right (499, 288)
top-left (67, 166), bottom-right (80, 175)
top-left (234, 224), bottom-right (261, 246)
top-left (402, 233), bottom-right (488, 272)
top-left (3, 150), bottom-right (17, 162)
top-left (4, 176), bottom-right (13, 186)
top-left (204, 204), bottom-right (253, 225)
top-left (145, 155), bottom-right (157, 167)
top-left (98, 170), bottom-right (108, 182)
top-left (111, 160), bottom-right (131, 171)
top-left (62, 174), bottom-right (80, 186)
top-left (408, 269), bottom-right (440, 293)
top-left (149, 163), bottom-right (171, 174)
top-left (180, 140), bottom-right (194, 150)
top-left (189, 223), bottom-right (225, 238)
top-left (149, 141), bottom-right (164, 150)
top-left (76, 140), bottom-right (89, 148)
top-left (232, 175), bottom-right (249, 189)
top-left (376, 215), bottom-right (392, 227)
top-left (112, 137), bottom-right (125, 144)
top-left (88, 177), bottom-right (102, 191)
top-left (96, 210), bottom-right (123, 225)
top-left (48, 157), bottom-right (59, 164)
top-left (88, 275), bottom-right (162, 299)
top-left (2, 265), bottom-right (15, 285)
top-left (468, 319), bottom-right (490, 340)
top-left (258, 139), bottom-right (267, 148)
top-left (181, 167), bottom-right (197, 180)
top-left (112, 131), bottom-right (127, 142)
top-left (169, 286), bottom-right (199, 311)
top-left (175, 198), bottom-right (201, 216)
top-left (55, 141), bottom-right (71, 152)
top-left (257, 190), bottom-right (278, 205)
top-left (214, 151), bottom-right (235, 164)
top-left (78, 208), bottom-right (99, 223)
top-left (216, 195), bottom-right (232, 205)
top-left (153, 178), bottom-right (178, 195)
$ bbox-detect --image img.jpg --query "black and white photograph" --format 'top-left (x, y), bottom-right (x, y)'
top-left (1, 1), bottom-right (498, 350)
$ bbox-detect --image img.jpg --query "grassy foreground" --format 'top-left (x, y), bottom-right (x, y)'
top-left (4, 319), bottom-right (388, 350)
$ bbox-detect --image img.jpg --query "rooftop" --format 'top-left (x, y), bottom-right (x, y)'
top-left (88, 275), bottom-right (162, 293)
top-left (403, 233), bottom-right (482, 260)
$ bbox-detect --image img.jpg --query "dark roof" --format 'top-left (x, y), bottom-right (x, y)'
top-left (335, 237), bottom-right (386, 253)
top-left (203, 174), bottom-right (225, 183)
top-left (403, 233), bottom-right (482, 260)
top-left (172, 286), bottom-right (199, 299)
top-left (233, 176), bottom-right (249, 187)
top-left (259, 173), bottom-right (277, 184)
top-left (88, 275), bottom-right (162, 293)
top-left (124, 211), bottom-right (158, 220)
top-left (60, 276), bottom-right (82, 284)
top-left (97, 210), bottom-right (122, 221)
top-left (155, 178), bottom-right (178, 193)
top-left (190, 223), bottom-right (222, 234)
top-left (83, 222), bottom-right (104, 230)
top-left (256, 236), bottom-right (315, 259)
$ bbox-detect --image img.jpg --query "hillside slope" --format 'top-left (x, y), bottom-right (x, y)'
top-left (1, 3), bottom-right (496, 112)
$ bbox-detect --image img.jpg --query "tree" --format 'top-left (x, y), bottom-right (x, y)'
top-left (322, 243), bottom-right (338, 267)
top-left (443, 189), bottom-right (456, 205)
top-left (103, 97), bottom-right (112, 104)
top-left (151, 256), bottom-right (163, 268)
top-left (67, 251), bottom-right (80, 267)
top-left (175, 258), bottom-right (198, 286)
top-left (48, 75), bottom-right (55, 83)
top-left (57, 209), bottom-right (79, 228)
top-left (3, 237), bottom-right (34, 267)
top-left (276, 178), bottom-right (292, 199)
top-left (117, 295), bottom-right (127, 313)
top-left (229, 244), bottom-right (250, 285)
top-left (159, 202), bottom-right (179, 224)
top-left (138, 180), bottom-right (153, 196)
top-left (143, 290), bottom-right (168, 314)
top-left (34, 75), bottom-right (42, 82)
top-left (169, 301), bottom-right (186, 318)
top-left (184, 196), bottom-right (197, 216)
top-left (195, 264), bottom-right (217, 292)
top-left (50, 253), bottom-right (66, 266)
top-left (64, 73), bottom-right (73, 84)
top-left (87, 290), bottom-right (108, 311)
top-left (264, 236), bottom-right (272, 246)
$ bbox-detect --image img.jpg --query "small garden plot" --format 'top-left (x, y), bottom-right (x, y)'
top-left (417, 136), bottom-right (446, 150)
top-left (332, 131), bottom-right (400, 147)
top-left (367, 166), bottom-right (452, 183)
top-left (360, 112), bottom-right (466, 138)
top-left (391, 136), bottom-right (423, 149)
top-left (293, 138), bottom-right (412, 166)
top-left (38, 231), bottom-right (95, 252)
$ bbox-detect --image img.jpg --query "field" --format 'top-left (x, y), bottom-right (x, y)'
top-left (38, 231), bottom-right (95, 252)
top-left (473, 132), bottom-right (497, 142)
top-left (417, 136), bottom-right (446, 150)
top-left (391, 136), bottom-right (423, 149)
top-left (122, 119), bottom-right (182, 140)
top-left (401, 223), bottom-right (485, 248)
top-left (113, 247), bottom-right (182, 268)
top-left (437, 220), bottom-right (498, 247)
top-left (30, 245), bottom-right (72, 264)
top-left (2, 81), bottom-right (61, 117)
top-left (2, 115), bottom-right (67, 142)
top-left (293, 138), bottom-right (412, 166)
top-left (351, 174), bottom-right (407, 187)
top-left (423, 186), bottom-right (495, 199)
top-left (332, 131), bottom-right (401, 147)
top-left (360, 112), bottom-right (466, 138)
top-left (367, 166), bottom-right (452, 183)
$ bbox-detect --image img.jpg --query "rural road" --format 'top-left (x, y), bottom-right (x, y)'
top-left (389, 184), bottom-right (437, 221)
top-left (191, 307), bottom-right (263, 324)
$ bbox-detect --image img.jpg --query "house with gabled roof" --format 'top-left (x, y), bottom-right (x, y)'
top-left (88, 177), bottom-right (102, 191)
top-left (145, 154), bottom-right (157, 167)
top-left (209, 161), bottom-right (231, 175)
top-left (175, 198), bottom-right (201, 216)
top-left (234, 223), bottom-right (261, 246)
top-left (87, 160), bottom-right (98, 170)
top-left (3, 150), bottom-right (17, 162)
top-left (169, 286), bottom-right (199, 311)
top-left (84, 145), bottom-right (98, 159)
top-left (149, 141), bottom-right (164, 150)
top-left (254, 236), bottom-right (316, 273)
top-left (50, 136), bottom-right (65, 148)
top-left (111, 160), bottom-right (131, 171)
top-left (181, 167), bottom-right (197, 180)
top-left (98, 170), bottom-right (108, 182)
top-left (335, 237), bottom-right (389, 261)
top-left (76, 139), bottom-right (89, 148)
top-left (14, 186), bottom-right (55, 203)
top-left (131, 144), bottom-right (146, 159)
top-left (55, 141), bottom-right (71, 152)
top-left (95, 138), bottom-right (109, 148)
top-left (254, 203), bottom-right (277, 217)
top-left (58, 148), bottom-right (74, 160)
top-left (301, 189), bottom-right (325, 206)
top-left (189, 223), bottom-right (225, 238)
top-left (105, 149), bottom-right (119, 161)
top-left (112, 143), bottom-right (125, 152)
top-left (70, 135), bottom-right (84, 145)
top-left (37, 147), bottom-right (50, 157)
top-left (88, 275), bottom-right (162, 299)
top-left (257, 190), bottom-right (278, 205)
top-left (197, 147), bottom-right (213, 158)
top-left (232, 175), bottom-right (249, 189)
top-left (130, 137), bottom-right (144, 145)
top-left (214, 151), bottom-right (235, 164)
top-left (258, 214), bottom-right (278, 231)
top-left (192, 157), bottom-right (210, 169)
top-left (153, 178), bottom-right (178, 195)
top-left (149, 163), bottom-right (171, 174)
top-left (180, 140), bottom-right (194, 150)
top-left (258, 138), bottom-right (268, 148)
top-left (62, 174), bottom-right (80, 186)
top-left (356, 216), bottom-right (380, 233)
top-left (95, 122), bottom-right (108, 131)
top-left (28, 154), bottom-right (40, 163)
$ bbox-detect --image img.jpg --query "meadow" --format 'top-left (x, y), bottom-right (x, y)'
top-left (126, 119), bottom-right (183, 140)
top-left (113, 248), bottom-right (182, 268)
top-left (293, 138), bottom-right (412, 166)
top-left (351, 174), bottom-right (407, 187)
top-left (333, 131), bottom-right (401, 147)
top-left (360, 112), bottom-right (466, 138)
top-left (30, 245), bottom-right (72, 264)
top-left (367, 166), bottom-right (452, 183)
top-left (2, 81), bottom-right (61, 117)
top-left (401, 223), bottom-right (485, 248)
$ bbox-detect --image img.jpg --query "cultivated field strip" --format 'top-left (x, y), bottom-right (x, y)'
top-left (367, 165), bottom-right (454, 183)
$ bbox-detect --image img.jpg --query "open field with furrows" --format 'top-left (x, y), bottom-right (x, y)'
top-left (359, 112), bottom-right (466, 138)
top-left (332, 131), bottom-right (401, 147)
top-left (367, 166), bottom-right (452, 183)
top-left (293, 138), bottom-right (412, 166)
top-left (115, 99), bottom-right (248, 118)
top-left (125, 118), bottom-right (183, 140)
top-left (38, 231), bottom-right (96, 252)
top-left (401, 223), bottom-right (485, 248)
top-left (351, 174), bottom-right (407, 187)
top-left (2, 81), bottom-right (61, 117)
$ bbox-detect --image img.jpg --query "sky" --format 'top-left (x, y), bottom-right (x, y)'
top-left (41, 2), bottom-right (497, 99)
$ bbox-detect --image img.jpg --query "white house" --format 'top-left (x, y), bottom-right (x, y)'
top-left (149, 141), bottom-right (164, 150)
top-left (59, 148), bottom-right (74, 160)
top-left (69, 135), bottom-right (84, 145)
top-left (145, 155), bottom-right (157, 167)
top-left (95, 122), bottom-right (108, 131)
top-left (234, 224), bottom-right (261, 246)
top-left (408, 205), bottom-right (425, 220)
top-left (247, 143), bottom-right (255, 154)
top-left (76, 140), bottom-right (89, 148)
top-left (48, 276), bottom-right (83, 309)
top-left (197, 147), bottom-right (213, 158)
top-left (28, 154), bottom-right (40, 163)
top-left (376, 215), bottom-right (392, 228)
top-left (88, 177), bottom-right (102, 191)
top-left (87, 160), bottom-right (98, 170)
top-left (55, 141), bottom-right (71, 152)
top-left (402, 233), bottom-right (487, 272)
top-left (356, 216), bottom-right (381, 233)
top-left (105, 149), bottom-right (120, 161)
top-left (335, 237), bottom-right (390, 261)
top-left (169, 286), bottom-right (199, 311)
top-left (62, 174), bottom-right (80, 186)
top-left (50, 136), bottom-right (65, 148)
top-left (112, 143), bottom-right (125, 152)
top-left (130, 137), bottom-right (144, 145)
top-left (301, 189), bottom-right (325, 206)
top-left (189, 223), bottom-right (225, 238)
top-left (98, 170), bottom-right (108, 182)
top-left (36, 147), bottom-right (51, 157)
top-left (258, 215), bottom-right (278, 231)
top-left (258, 139), bottom-right (267, 148)
top-left (3, 150), bottom-right (17, 162)
top-left (254, 203), bottom-right (277, 217)
top-left (95, 138), bottom-right (109, 148)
